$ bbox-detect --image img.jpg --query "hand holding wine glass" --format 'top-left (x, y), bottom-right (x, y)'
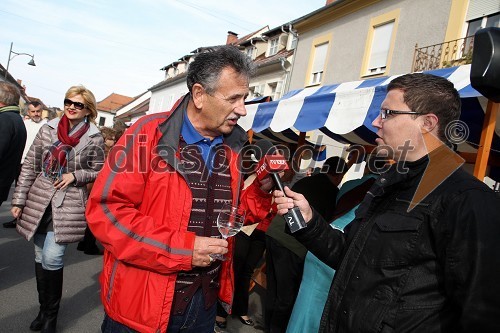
top-left (211, 203), bottom-right (245, 261)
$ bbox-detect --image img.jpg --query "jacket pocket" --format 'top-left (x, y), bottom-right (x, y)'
top-left (353, 286), bottom-right (391, 332)
top-left (365, 213), bottom-right (423, 268)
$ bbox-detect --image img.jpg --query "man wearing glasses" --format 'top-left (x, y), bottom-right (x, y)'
top-left (4, 101), bottom-right (46, 228)
top-left (274, 73), bottom-right (500, 332)
top-left (86, 45), bottom-right (274, 333)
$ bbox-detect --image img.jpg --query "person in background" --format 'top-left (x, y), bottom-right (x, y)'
top-left (215, 140), bottom-right (279, 329)
top-left (274, 73), bottom-right (500, 332)
top-left (4, 100), bottom-right (46, 228)
top-left (286, 153), bottom-right (385, 333)
top-left (291, 156), bottom-right (348, 222)
top-left (99, 127), bottom-right (117, 157)
top-left (45, 108), bottom-right (59, 121)
top-left (112, 119), bottom-right (128, 141)
top-left (264, 156), bottom-right (348, 333)
top-left (11, 86), bottom-right (104, 333)
top-left (85, 45), bottom-right (274, 333)
top-left (77, 127), bottom-right (117, 255)
top-left (0, 82), bottom-right (27, 220)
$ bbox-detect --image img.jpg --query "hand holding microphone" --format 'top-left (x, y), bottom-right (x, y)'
top-left (252, 140), bottom-right (307, 233)
top-left (273, 187), bottom-right (313, 227)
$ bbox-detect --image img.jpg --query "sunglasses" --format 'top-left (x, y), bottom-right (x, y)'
top-left (64, 98), bottom-right (86, 110)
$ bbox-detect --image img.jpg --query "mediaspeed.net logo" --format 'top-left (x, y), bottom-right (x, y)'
top-left (408, 120), bottom-right (468, 211)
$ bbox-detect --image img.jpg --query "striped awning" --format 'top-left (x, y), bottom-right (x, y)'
top-left (239, 65), bottom-right (500, 156)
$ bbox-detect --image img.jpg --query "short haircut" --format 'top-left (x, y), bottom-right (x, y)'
top-left (65, 85), bottom-right (98, 122)
top-left (186, 45), bottom-right (255, 94)
top-left (387, 73), bottom-right (461, 143)
top-left (0, 82), bottom-right (20, 106)
top-left (322, 156), bottom-right (348, 176)
top-left (24, 101), bottom-right (42, 114)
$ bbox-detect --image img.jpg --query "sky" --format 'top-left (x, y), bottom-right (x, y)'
top-left (0, 0), bottom-right (325, 108)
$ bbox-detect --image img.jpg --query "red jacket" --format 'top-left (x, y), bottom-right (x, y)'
top-left (86, 96), bottom-right (272, 333)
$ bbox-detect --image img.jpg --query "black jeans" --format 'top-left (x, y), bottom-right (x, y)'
top-left (232, 229), bottom-right (266, 316)
top-left (265, 236), bottom-right (304, 333)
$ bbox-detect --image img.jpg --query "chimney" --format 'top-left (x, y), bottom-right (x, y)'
top-left (325, 0), bottom-right (336, 5)
top-left (226, 31), bottom-right (238, 45)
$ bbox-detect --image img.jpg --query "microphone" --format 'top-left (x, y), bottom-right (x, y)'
top-left (252, 140), bottom-right (307, 233)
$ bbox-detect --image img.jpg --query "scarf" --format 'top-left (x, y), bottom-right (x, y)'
top-left (43, 115), bottom-right (90, 178)
top-left (0, 105), bottom-right (21, 113)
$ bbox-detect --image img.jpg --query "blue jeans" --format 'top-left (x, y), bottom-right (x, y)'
top-left (101, 288), bottom-right (216, 333)
top-left (34, 232), bottom-right (67, 270)
top-left (101, 315), bottom-right (137, 333)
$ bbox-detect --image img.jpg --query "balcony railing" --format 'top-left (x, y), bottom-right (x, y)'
top-left (412, 35), bottom-right (475, 72)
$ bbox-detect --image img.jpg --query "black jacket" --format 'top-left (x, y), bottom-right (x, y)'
top-left (0, 107), bottom-right (26, 203)
top-left (296, 150), bottom-right (500, 333)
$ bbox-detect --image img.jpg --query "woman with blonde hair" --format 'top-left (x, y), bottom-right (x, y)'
top-left (11, 85), bottom-right (104, 333)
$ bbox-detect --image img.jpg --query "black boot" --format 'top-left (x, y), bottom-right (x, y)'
top-left (30, 263), bottom-right (46, 331)
top-left (41, 268), bottom-right (63, 333)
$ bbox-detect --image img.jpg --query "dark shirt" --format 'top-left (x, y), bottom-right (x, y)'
top-left (292, 173), bottom-right (339, 222)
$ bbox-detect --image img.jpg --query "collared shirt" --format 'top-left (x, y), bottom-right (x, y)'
top-left (181, 111), bottom-right (223, 173)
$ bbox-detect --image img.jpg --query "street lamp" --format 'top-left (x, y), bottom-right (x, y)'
top-left (4, 42), bottom-right (36, 78)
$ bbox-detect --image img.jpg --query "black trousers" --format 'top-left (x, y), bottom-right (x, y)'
top-left (265, 235), bottom-right (304, 333)
top-left (217, 229), bottom-right (266, 318)
top-left (232, 229), bottom-right (266, 316)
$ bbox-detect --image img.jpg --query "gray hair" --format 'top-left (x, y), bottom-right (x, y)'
top-left (0, 82), bottom-right (20, 106)
top-left (187, 45), bottom-right (255, 94)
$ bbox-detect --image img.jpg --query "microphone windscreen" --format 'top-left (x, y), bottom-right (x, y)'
top-left (252, 140), bottom-right (277, 161)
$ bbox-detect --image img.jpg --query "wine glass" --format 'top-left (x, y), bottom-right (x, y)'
top-left (211, 203), bottom-right (246, 261)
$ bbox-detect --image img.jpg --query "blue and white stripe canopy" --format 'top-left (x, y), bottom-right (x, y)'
top-left (240, 65), bottom-right (499, 156)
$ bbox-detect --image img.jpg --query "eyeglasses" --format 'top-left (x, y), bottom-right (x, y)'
top-left (64, 98), bottom-right (86, 110)
top-left (380, 109), bottom-right (422, 120)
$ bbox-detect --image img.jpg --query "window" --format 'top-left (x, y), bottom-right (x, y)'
top-left (269, 38), bottom-right (279, 56)
top-left (467, 12), bottom-right (500, 36)
top-left (310, 43), bottom-right (328, 85)
top-left (246, 46), bottom-right (255, 59)
top-left (367, 21), bottom-right (394, 74)
top-left (99, 117), bottom-right (106, 126)
top-left (251, 84), bottom-right (265, 98)
top-left (269, 81), bottom-right (283, 100)
top-left (361, 9), bottom-right (399, 77)
top-left (290, 34), bottom-right (298, 49)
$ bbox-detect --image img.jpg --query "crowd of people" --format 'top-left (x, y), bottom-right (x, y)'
top-left (1, 45), bottom-right (500, 333)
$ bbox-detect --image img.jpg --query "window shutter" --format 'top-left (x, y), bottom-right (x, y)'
top-left (466, 0), bottom-right (500, 21)
top-left (368, 21), bottom-right (394, 70)
top-left (312, 43), bottom-right (328, 74)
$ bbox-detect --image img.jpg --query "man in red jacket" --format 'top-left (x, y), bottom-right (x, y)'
top-left (86, 45), bottom-right (274, 333)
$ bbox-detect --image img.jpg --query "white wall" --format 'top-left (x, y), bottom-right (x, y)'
top-left (96, 111), bottom-right (114, 127)
top-left (115, 91), bottom-right (151, 118)
top-left (149, 80), bottom-right (188, 114)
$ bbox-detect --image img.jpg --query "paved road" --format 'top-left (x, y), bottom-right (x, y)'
top-left (0, 185), bottom-right (266, 333)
